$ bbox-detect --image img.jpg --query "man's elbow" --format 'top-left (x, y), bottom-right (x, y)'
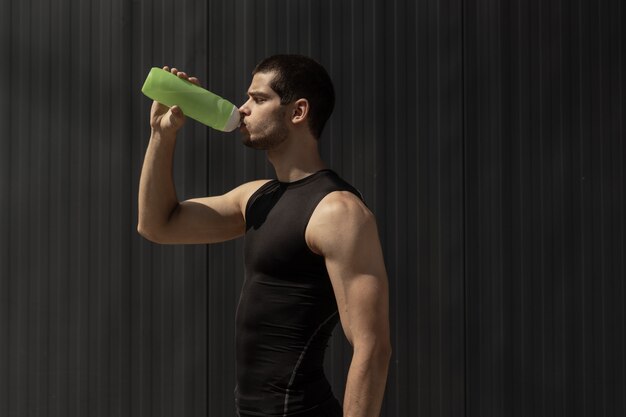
top-left (377, 343), bottom-right (393, 360)
top-left (137, 203), bottom-right (181, 243)
top-left (353, 338), bottom-right (393, 360)
top-left (137, 223), bottom-right (166, 244)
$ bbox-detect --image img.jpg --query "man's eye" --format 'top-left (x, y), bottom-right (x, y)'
top-left (254, 98), bottom-right (265, 103)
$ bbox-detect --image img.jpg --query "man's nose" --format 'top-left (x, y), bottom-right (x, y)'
top-left (238, 102), bottom-right (250, 116)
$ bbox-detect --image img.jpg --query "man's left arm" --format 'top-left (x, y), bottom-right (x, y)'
top-left (307, 192), bottom-right (392, 417)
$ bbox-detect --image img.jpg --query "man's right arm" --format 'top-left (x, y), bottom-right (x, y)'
top-left (137, 66), bottom-right (267, 245)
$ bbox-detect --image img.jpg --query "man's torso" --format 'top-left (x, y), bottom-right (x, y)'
top-left (234, 169), bottom-right (361, 417)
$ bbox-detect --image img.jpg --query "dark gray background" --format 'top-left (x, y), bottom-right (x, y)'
top-left (0, 0), bottom-right (624, 416)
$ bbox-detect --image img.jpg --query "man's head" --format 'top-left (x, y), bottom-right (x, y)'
top-left (239, 54), bottom-right (335, 149)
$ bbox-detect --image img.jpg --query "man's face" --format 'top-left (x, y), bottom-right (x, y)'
top-left (238, 71), bottom-right (290, 150)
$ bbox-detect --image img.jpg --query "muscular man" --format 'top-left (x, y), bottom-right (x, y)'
top-left (138, 55), bottom-right (391, 417)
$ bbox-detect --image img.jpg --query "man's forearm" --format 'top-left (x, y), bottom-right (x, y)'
top-left (343, 348), bottom-right (391, 417)
top-left (137, 130), bottom-right (180, 236)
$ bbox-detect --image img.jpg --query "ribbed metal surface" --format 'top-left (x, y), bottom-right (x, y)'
top-left (1, 0), bottom-right (623, 417)
top-left (464, 0), bottom-right (625, 416)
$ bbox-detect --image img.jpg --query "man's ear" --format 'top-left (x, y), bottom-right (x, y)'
top-left (291, 98), bottom-right (309, 125)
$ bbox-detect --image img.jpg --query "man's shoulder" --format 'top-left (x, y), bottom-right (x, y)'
top-left (237, 178), bottom-right (274, 194)
top-left (315, 190), bottom-right (371, 221)
top-left (306, 190), bottom-right (375, 255)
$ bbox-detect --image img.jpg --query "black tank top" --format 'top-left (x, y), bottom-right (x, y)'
top-left (235, 169), bottom-right (362, 417)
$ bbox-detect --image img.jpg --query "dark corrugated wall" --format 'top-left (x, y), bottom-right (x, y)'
top-left (464, 1), bottom-right (625, 416)
top-left (0, 1), bottom-right (623, 417)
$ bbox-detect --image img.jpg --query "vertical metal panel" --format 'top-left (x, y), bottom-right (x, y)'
top-left (464, 0), bottom-right (625, 416)
top-left (0, 0), bottom-right (11, 416)
top-left (131, 0), bottom-right (211, 416)
top-left (376, 0), bottom-right (466, 416)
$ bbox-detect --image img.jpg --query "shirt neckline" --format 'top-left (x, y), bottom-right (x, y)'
top-left (276, 169), bottom-right (333, 188)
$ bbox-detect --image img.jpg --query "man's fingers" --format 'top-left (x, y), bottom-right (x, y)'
top-left (168, 105), bottom-right (185, 128)
top-left (162, 66), bottom-right (200, 86)
top-left (151, 100), bottom-right (168, 114)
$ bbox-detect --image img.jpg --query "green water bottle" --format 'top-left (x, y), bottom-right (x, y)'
top-left (141, 67), bottom-right (241, 132)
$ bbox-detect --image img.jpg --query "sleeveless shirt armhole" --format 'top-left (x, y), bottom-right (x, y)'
top-left (244, 180), bottom-right (278, 223)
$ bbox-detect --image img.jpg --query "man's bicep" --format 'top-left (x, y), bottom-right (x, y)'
top-left (167, 195), bottom-right (244, 244)
top-left (162, 179), bottom-right (269, 244)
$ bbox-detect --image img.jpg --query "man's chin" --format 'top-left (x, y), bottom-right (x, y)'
top-left (240, 134), bottom-right (268, 150)
top-left (239, 129), bottom-right (288, 151)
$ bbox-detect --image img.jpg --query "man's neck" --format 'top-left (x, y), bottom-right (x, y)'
top-left (266, 135), bottom-right (327, 183)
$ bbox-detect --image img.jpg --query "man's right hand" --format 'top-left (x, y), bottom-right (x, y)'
top-left (149, 66), bottom-right (202, 135)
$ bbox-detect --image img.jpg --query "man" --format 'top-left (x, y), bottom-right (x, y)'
top-left (138, 54), bottom-right (391, 417)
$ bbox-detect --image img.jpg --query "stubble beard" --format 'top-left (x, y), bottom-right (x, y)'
top-left (241, 111), bottom-right (289, 151)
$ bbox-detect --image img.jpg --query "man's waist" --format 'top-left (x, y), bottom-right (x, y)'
top-left (235, 385), bottom-right (341, 417)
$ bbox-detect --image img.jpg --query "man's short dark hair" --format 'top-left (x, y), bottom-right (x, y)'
top-left (252, 54), bottom-right (335, 139)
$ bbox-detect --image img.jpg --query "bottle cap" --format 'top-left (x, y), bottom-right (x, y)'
top-left (222, 105), bottom-right (241, 132)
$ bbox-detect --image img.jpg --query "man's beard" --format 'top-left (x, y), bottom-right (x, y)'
top-left (241, 113), bottom-right (289, 150)
top-left (242, 132), bottom-right (287, 150)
